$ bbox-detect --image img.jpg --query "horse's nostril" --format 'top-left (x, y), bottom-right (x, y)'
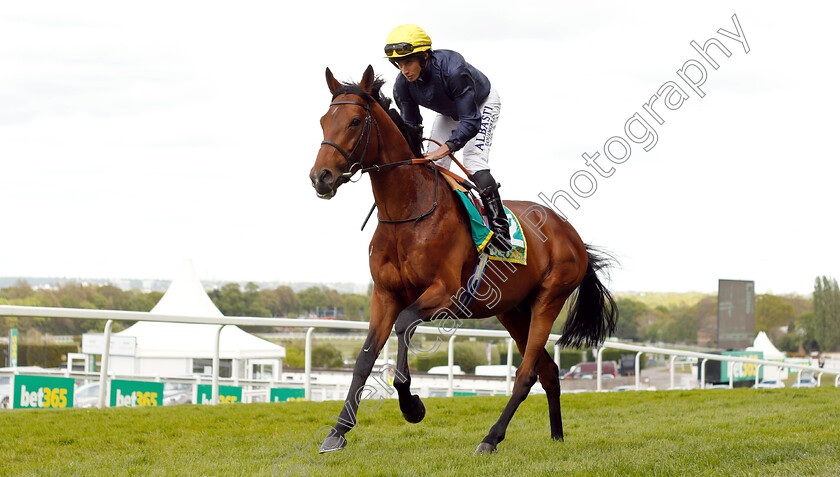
top-left (319, 169), bottom-right (333, 184)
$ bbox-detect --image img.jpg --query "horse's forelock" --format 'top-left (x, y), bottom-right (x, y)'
top-left (331, 77), bottom-right (388, 107)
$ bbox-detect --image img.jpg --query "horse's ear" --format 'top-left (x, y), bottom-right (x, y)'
top-left (326, 67), bottom-right (341, 95)
top-left (359, 65), bottom-right (375, 94)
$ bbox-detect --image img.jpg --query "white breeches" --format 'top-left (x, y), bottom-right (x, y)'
top-left (428, 87), bottom-right (501, 175)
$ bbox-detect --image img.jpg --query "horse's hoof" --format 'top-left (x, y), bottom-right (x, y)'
top-left (318, 434), bottom-right (347, 454)
top-left (473, 442), bottom-right (497, 455)
top-left (401, 394), bottom-right (426, 424)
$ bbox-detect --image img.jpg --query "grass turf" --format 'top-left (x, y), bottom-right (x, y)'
top-left (1, 387), bottom-right (839, 476)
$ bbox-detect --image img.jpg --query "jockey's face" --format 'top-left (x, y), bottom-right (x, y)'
top-left (396, 56), bottom-right (423, 82)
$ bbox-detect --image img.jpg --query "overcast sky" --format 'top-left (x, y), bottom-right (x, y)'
top-left (1, 1), bottom-right (837, 295)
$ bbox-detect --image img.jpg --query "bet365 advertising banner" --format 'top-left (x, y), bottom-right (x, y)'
top-left (196, 384), bottom-right (242, 404)
top-left (721, 351), bottom-right (765, 382)
top-left (13, 375), bottom-right (75, 409)
top-left (110, 380), bottom-right (164, 407)
top-left (270, 387), bottom-right (305, 403)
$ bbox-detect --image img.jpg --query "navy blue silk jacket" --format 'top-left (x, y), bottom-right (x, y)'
top-left (393, 49), bottom-right (491, 152)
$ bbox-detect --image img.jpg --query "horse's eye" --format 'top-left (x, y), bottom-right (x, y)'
top-left (350, 117), bottom-right (362, 127)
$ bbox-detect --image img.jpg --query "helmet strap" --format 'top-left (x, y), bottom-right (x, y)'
top-left (419, 51), bottom-right (430, 69)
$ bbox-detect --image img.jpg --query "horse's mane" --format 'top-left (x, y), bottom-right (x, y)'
top-left (332, 77), bottom-right (424, 158)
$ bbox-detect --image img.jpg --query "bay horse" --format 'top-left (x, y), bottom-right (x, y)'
top-left (309, 65), bottom-right (617, 455)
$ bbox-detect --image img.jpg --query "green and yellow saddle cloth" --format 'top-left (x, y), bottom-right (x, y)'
top-left (434, 171), bottom-right (527, 311)
top-left (452, 189), bottom-right (527, 266)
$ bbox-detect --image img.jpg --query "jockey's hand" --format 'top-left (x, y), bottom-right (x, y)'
top-left (423, 144), bottom-right (451, 162)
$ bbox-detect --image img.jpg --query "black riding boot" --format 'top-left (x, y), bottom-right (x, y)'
top-left (470, 169), bottom-right (513, 252)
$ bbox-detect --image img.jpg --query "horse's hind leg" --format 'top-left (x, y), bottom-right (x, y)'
top-left (497, 306), bottom-right (564, 442)
top-left (537, 348), bottom-right (563, 441)
top-left (476, 295), bottom-right (569, 455)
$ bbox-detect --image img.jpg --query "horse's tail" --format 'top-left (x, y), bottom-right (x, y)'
top-left (557, 245), bottom-right (618, 348)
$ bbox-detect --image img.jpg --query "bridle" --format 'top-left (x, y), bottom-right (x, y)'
top-left (320, 100), bottom-right (380, 182)
top-left (319, 97), bottom-right (445, 227)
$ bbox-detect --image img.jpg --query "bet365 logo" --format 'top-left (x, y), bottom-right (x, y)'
top-left (200, 394), bottom-right (239, 404)
top-left (19, 385), bottom-right (68, 408)
top-left (115, 389), bottom-right (159, 407)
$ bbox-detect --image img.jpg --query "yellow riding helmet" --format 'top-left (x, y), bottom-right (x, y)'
top-left (384, 24), bottom-right (432, 59)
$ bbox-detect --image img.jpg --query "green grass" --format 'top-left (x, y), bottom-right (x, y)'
top-left (2, 388), bottom-right (840, 476)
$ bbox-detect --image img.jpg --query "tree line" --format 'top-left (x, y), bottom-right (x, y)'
top-left (610, 276), bottom-right (840, 353)
top-left (0, 280), bottom-right (371, 339)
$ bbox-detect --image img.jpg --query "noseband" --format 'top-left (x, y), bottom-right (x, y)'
top-left (320, 100), bottom-right (379, 181)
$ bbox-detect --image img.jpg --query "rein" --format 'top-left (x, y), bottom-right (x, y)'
top-left (376, 164), bottom-right (440, 225)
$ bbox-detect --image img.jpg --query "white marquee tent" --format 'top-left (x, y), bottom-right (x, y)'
top-left (747, 331), bottom-right (785, 360)
top-left (746, 331), bottom-right (787, 380)
top-left (108, 260), bottom-right (285, 379)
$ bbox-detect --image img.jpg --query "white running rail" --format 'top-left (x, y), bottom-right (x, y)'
top-left (596, 340), bottom-right (840, 391)
top-left (0, 305), bottom-right (562, 406)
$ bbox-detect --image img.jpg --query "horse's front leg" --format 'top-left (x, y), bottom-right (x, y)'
top-left (319, 287), bottom-right (400, 454)
top-left (393, 280), bottom-right (453, 424)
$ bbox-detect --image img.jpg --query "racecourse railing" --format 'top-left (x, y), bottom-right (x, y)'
top-left (2, 304), bottom-right (838, 410)
top-left (596, 341), bottom-right (840, 391)
top-left (0, 305), bottom-right (562, 407)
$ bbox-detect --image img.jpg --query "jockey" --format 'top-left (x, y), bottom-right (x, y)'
top-left (384, 24), bottom-right (512, 252)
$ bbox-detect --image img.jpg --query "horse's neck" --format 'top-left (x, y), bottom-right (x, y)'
top-left (368, 115), bottom-right (444, 223)
top-left (369, 154), bottom-right (435, 223)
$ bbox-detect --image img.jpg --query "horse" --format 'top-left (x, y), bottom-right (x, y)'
top-left (309, 65), bottom-right (617, 455)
